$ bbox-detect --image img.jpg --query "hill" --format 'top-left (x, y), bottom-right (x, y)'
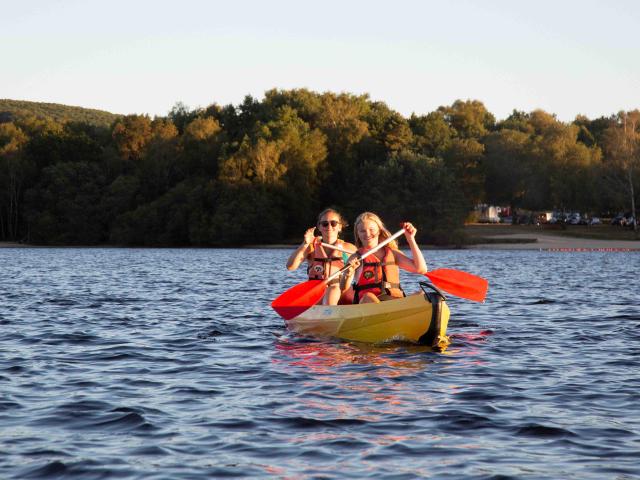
top-left (0, 99), bottom-right (121, 127)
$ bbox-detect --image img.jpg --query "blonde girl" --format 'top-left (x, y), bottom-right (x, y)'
top-left (340, 212), bottom-right (427, 304)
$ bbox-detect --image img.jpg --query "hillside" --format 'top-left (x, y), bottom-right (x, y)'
top-left (0, 99), bottom-right (121, 127)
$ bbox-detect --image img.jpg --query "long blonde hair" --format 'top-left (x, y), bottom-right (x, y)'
top-left (353, 212), bottom-right (398, 250)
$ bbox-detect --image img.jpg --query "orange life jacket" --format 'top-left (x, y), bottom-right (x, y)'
top-left (307, 240), bottom-right (349, 282)
top-left (353, 246), bottom-right (404, 303)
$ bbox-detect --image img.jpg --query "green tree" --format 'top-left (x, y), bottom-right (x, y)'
top-left (26, 124), bottom-right (103, 169)
top-left (360, 102), bottom-right (412, 163)
top-left (483, 129), bottom-right (531, 213)
top-left (346, 151), bottom-right (467, 244)
top-left (110, 178), bottom-right (216, 246)
top-left (136, 118), bottom-right (180, 201)
top-left (527, 111), bottom-right (601, 213)
top-left (100, 174), bottom-right (140, 231)
top-left (439, 100), bottom-right (495, 139)
top-left (0, 122), bottom-right (31, 240)
top-left (498, 110), bottom-right (534, 134)
top-left (168, 102), bottom-right (202, 134)
top-left (409, 112), bottom-right (453, 157)
top-left (182, 116), bottom-right (224, 177)
top-left (574, 114), bottom-right (616, 147)
top-left (313, 92), bottom-right (370, 206)
top-left (208, 182), bottom-right (285, 245)
top-left (25, 161), bottom-right (107, 244)
top-left (600, 111), bottom-right (640, 235)
top-left (443, 137), bottom-right (485, 206)
top-left (262, 88), bottom-right (324, 126)
top-left (218, 106), bottom-right (328, 237)
top-left (111, 114), bottom-right (153, 161)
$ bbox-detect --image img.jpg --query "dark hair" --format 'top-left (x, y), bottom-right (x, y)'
top-left (316, 208), bottom-right (349, 228)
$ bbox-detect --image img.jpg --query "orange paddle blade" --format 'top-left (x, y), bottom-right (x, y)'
top-left (426, 268), bottom-right (488, 303)
top-left (271, 280), bottom-right (326, 320)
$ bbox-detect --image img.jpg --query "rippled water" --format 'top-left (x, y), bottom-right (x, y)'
top-left (1, 247), bottom-right (639, 479)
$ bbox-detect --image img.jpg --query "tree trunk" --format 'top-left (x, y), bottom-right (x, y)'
top-left (0, 204), bottom-right (5, 239)
top-left (629, 168), bottom-right (638, 237)
top-left (8, 171), bottom-right (20, 241)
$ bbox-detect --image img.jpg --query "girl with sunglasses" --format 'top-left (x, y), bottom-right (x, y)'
top-left (286, 208), bottom-right (356, 305)
top-left (340, 212), bottom-right (427, 304)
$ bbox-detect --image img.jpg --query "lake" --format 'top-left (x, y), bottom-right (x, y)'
top-left (1, 247), bottom-right (639, 479)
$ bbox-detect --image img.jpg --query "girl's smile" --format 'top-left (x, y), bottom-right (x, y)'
top-left (357, 220), bottom-right (380, 246)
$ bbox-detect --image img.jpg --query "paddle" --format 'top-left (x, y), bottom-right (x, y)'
top-left (272, 229), bottom-right (406, 320)
top-left (320, 242), bottom-right (488, 303)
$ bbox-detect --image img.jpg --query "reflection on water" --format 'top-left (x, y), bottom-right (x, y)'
top-left (1, 248), bottom-right (639, 479)
top-left (275, 337), bottom-right (441, 372)
top-left (274, 338), bottom-right (446, 421)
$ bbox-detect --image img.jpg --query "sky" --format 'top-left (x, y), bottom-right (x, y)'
top-left (2, 0), bottom-right (639, 122)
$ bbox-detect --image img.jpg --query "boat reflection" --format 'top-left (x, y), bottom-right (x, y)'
top-left (272, 338), bottom-right (450, 419)
top-left (274, 337), bottom-right (447, 375)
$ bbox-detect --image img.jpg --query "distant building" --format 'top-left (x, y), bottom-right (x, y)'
top-left (477, 204), bottom-right (501, 223)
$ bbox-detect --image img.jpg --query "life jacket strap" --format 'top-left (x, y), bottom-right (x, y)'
top-left (353, 281), bottom-right (401, 292)
top-left (352, 281), bottom-right (403, 303)
top-left (313, 257), bottom-right (342, 263)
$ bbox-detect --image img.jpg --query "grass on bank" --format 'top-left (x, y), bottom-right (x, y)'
top-left (464, 223), bottom-right (640, 244)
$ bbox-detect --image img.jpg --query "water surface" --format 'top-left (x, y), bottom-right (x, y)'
top-left (1, 248), bottom-right (639, 479)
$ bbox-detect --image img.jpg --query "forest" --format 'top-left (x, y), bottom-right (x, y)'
top-left (0, 91), bottom-right (638, 246)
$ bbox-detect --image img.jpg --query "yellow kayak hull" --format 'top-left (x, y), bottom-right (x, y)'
top-left (285, 288), bottom-right (450, 348)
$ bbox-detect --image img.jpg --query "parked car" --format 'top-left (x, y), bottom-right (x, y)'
top-left (611, 213), bottom-right (626, 226)
top-left (567, 213), bottom-right (581, 225)
top-left (612, 212), bottom-right (636, 227)
top-left (589, 217), bottom-right (601, 225)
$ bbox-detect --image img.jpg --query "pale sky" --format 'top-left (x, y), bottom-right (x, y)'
top-left (2, 0), bottom-right (639, 121)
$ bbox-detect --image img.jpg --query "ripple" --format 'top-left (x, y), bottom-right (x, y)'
top-left (19, 460), bottom-right (68, 479)
top-left (266, 416), bottom-right (369, 429)
top-left (0, 400), bottom-right (22, 411)
top-left (531, 298), bottom-right (556, 304)
top-left (516, 424), bottom-right (577, 438)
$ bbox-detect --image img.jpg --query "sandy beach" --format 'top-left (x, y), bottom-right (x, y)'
top-left (468, 232), bottom-right (640, 251)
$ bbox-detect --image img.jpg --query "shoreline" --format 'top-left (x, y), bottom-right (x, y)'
top-left (3, 234), bottom-right (640, 251)
top-left (465, 233), bottom-right (640, 251)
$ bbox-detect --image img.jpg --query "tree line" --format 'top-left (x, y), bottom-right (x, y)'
top-left (0, 99), bottom-right (119, 128)
top-left (0, 90), bottom-right (638, 246)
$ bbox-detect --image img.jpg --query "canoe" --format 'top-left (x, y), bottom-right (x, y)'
top-left (285, 282), bottom-right (450, 348)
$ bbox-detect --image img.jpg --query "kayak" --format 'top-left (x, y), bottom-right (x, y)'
top-left (284, 283), bottom-right (450, 348)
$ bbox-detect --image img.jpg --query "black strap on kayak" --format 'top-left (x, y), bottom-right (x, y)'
top-left (418, 281), bottom-right (446, 347)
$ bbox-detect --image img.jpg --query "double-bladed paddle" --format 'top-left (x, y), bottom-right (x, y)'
top-left (320, 242), bottom-right (488, 303)
top-left (271, 229), bottom-right (406, 320)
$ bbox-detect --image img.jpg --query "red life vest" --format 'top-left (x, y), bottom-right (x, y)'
top-left (353, 246), bottom-right (404, 303)
top-left (307, 240), bottom-right (348, 283)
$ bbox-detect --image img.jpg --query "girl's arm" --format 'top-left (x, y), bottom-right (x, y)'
top-left (340, 255), bottom-right (361, 291)
top-left (286, 227), bottom-right (316, 271)
top-left (393, 222), bottom-right (428, 274)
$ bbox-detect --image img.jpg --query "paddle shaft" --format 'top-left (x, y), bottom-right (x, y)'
top-left (325, 241), bottom-right (488, 302)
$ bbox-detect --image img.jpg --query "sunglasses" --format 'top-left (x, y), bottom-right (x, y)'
top-left (319, 220), bottom-right (340, 228)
